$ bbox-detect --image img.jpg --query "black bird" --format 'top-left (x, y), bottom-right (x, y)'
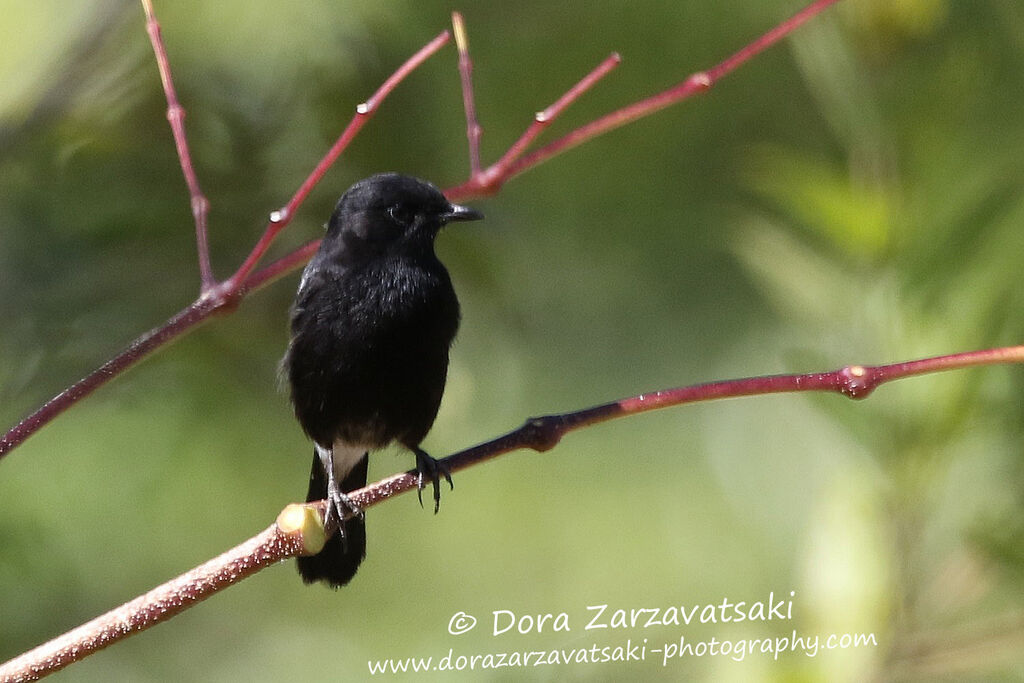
top-left (283, 172), bottom-right (483, 587)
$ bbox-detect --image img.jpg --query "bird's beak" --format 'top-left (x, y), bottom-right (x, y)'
top-left (441, 203), bottom-right (484, 224)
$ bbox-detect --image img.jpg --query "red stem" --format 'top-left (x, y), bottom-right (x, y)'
top-left (360, 345), bottom-right (1024, 506)
top-left (452, 12), bottom-right (482, 176)
top-left (141, 0), bottom-right (214, 290)
top-left (448, 0), bottom-right (843, 199)
top-left (0, 300), bottom-right (218, 457)
top-left (0, 239), bottom-right (322, 459)
top-left (225, 29), bottom-right (452, 292)
top-left (480, 53), bottom-right (622, 193)
top-left (238, 239), bottom-right (320, 295)
top-left (508, 0), bottom-right (843, 179)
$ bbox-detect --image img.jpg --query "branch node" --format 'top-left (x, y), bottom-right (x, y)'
top-left (194, 280), bottom-right (243, 315)
top-left (166, 103), bottom-right (184, 123)
top-left (191, 195), bottom-right (209, 216)
top-left (838, 365), bottom-right (876, 400)
top-left (523, 416), bottom-right (565, 452)
top-left (269, 208), bottom-right (288, 224)
top-left (356, 102), bottom-right (372, 115)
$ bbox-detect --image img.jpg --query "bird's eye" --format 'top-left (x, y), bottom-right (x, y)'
top-left (387, 204), bottom-right (415, 226)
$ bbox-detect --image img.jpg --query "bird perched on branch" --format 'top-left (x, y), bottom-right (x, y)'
top-left (283, 173), bottom-right (483, 587)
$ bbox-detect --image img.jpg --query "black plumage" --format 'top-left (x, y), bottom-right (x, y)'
top-left (283, 173), bottom-right (482, 587)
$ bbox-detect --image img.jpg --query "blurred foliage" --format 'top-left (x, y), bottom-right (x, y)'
top-left (1, 0), bottom-right (1023, 681)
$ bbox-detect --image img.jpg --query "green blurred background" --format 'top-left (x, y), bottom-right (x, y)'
top-left (2, 0), bottom-right (1023, 680)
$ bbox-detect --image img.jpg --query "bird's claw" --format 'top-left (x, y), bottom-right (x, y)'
top-left (324, 488), bottom-right (363, 533)
top-left (413, 448), bottom-right (453, 514)
top-left (324, 451), bottom-right (365, 547)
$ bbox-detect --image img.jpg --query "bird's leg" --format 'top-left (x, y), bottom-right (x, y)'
top-left (323, 449), bottom-right (365, 546)
top-left (412, 447), bottom-right (453, 514)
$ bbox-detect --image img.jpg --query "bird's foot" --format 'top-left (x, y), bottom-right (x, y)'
top-left (324, 452), bottom-right (365, 544)
top-left (413, 447), bottom-right (453, 514)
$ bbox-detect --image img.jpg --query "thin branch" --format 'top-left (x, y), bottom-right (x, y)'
top-left (506, 0), bottom-right (843, 183)
top-left (0, 515), bottom-right (309, 682)
top-left (0, 300), bottom-right (219, 458)
top-left (452, 12), bottom-right (482, 176)
top-left (1, 0), bottom-right (841, 460)
top-left (472, 52), bottom-right (622, 195)
top-left (356, 345), bottom-right (1024, 507)
top-left (141, 0), bottom-right (214, 290)
top-left (237, 239), bottom-right (321, 296)
top-left (446, 0), bottom-right (842, 199)
top-left (4, 345), bottom-right (1022, 678)
top-left (224, 29), bottom-right (452, 292)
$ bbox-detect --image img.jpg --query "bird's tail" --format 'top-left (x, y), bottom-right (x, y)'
top-left (296, 450), bottom-right (368, 587)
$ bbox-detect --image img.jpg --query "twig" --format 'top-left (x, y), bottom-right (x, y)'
top-left (0, 515), bottom-right (310, 682)
top-left (141, 0), bottom-right (214, 290)
top-left (0, 300), bottom-right (219, 458)
top-left (236, 240), bottom-right (320, 295)
top-left (473, 52), bottom-right (622, 195)
top-left (446, 0), bottom-right (842, 199)
top-left (4, 345), bottom-right (1022, 679)
top-left (451, 12), bottom-right (481, 177)
top-left (357, 345), bottom-right (1024, 507)
top-left (224, 29), bottom-right (452, 292)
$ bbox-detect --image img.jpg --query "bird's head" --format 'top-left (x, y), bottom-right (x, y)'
top-left (325, 173), bottom-right (483, 263)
